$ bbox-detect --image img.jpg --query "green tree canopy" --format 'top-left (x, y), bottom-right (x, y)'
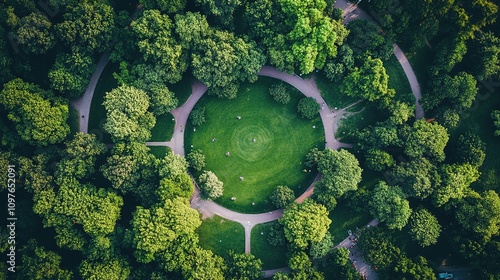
top-left (270, 185), bottom-right (296, 209)
top-left (434, 163), bottom-right (480, 207)
top-left (340, 56), bottom-right (395, 102)
top-left (0, 78), bottom-right (69, 146)
top-left (297, 97), bottom-right (320, 119)
top-left (281, 199), bottom-right (331, 249)
top-left (369, 181), bottom-right (411, 230)
top-left (403, 119), bottom-right (449, 161)
top-left (408, 208), bottom-right (442, 247)
top-left (456, 190), bottom-right (500, 240)
top-left (19, 239), bottom-right (73, 280)
top-left (225, 251), bottom-right (263, 280)
top-left (15, 12), bottom-right (55, 54)
top-left (103, 85), bottom-right (155, 142)
top-left (79, 258), bottom-right (130, 280)
top-left (391, 157), bottom-right (441, 200)
top-left (314, 149), bottom-right (362, 210)
top-left (198, 170), bottom-right (224, 200)
top-left (186, 149), bottom-right (206, 172)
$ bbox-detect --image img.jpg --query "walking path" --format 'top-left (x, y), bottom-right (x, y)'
top-left (71, 51), bottom-right (110, 133)
top-left (71, 3), bottom-right (424, 278)
top-left (334, 0), bottom-right (425, 120)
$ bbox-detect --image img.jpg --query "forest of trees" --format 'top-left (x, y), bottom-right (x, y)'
top-left (0, 0), bottom-right (499, 279)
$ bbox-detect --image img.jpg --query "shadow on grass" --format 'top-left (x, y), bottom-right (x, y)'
top-left (196, 215), bottom-right (245, 258)
top-left (251, 221), bottom-right (288, 270)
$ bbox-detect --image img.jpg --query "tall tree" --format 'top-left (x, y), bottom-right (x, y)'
top-left (198, 171), bottom-right (224, 200)
top-left (225, 251), bottom-right (263, 280)
top-left (391, 157), bottom-right (441, 199)
top-left (456, 190), bottom-right (500, 240)
top-left (408, 208), bottom-right (441, 247)
top-left (0, 78), bottom-right (69, 146)
top-left (340, 56), bottom-right (395, 102)
top-left (79, 258), bottom-right (130, 280)
top-left (369, 181), bottom-right (411, 230)
top-left (281, 199), bottom-right (331, 249)
top-left (19, 239), bottom-right (73, 280)
top-left (55, 0), bottom-right (115, 53)
top-left (403, 119), bottom-right (449, 161)
top-left (434, 163), bottom-right (480, 207)
top-left (15, 12), bottom-right (55, 54)
top-left (466, 31), bottom-right (500, 80)
top-left (314, 149), bottom-right (362, 210)
top-left (102, 85), bottom-right (155, 142)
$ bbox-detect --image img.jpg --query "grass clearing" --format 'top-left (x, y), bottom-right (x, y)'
top-left (185, 76), bottom-right (323, 213)
top-left (196, 215), bottom-right (245, 257)
top-left (150, 113), bottom-right (175, 142)
top-left (148, 146), bottom-right (171, 159)
top-left (251, 222), bottom-right (288, 270)
top-left (449, 89), bottom-right (500, 192)
top-left (169, 74), bottom-right (193, 106)
top-left (314, 72), bottom-right (359, 109)
top-left (384, 55), bottom-right (414, 104)
top-left (329, 201), bottom-right (373, 244)
top-left (88, 62), bottom-right (118, 144)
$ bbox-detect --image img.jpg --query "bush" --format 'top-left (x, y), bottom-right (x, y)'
top-left (269, 83), bottom-right (291, 104)
top-left (198, 171), bottom-right (223, 200)
top-left (187, 149), bottom-right (206, 171)
top-left (270, 186), bottom-right (296, 209)
top-left (297, 97), bottom-right (320, 119)
top-left (189, 106), bottom-right (206, 126)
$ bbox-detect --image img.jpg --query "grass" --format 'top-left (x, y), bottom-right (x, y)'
top-left (314, 72), bottom-right (359, 109)
top-left (150, 113), bottom-right (175, 142)
top-left (448, 88), bottom-right (500, 192)
top-left (185, 76), bottom-right (324, 213)
top-left (251, 221), bottom-right (288, 270)
top-left (328, 201), bottom-right (373, 244)
top-left (384, 54), bottom-right (414, 104)
top-left (169, 74), bottom-right (193, 106)
top-left (148, 146), bottom-right (171, 159)
top-left (196, 215), bottom-right (245, 257)
top-left (88, 62), bottom-right (118, 144)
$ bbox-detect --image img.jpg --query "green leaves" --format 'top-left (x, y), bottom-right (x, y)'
top-left (281, 199), bottom-right (331, 249)
top-left (198, 171), bottom-right (224, 200)
top-left (369, 181), bottom-right (411, 230)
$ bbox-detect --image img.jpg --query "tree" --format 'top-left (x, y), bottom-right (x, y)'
top-left (281, 199), bottom-right (331, 249)
top-left (466, 31), bottom-right (500, 80)
top-left (357, 227), bottom-right (402, 271)
top-left (297, 97), bottom-right (320, 119)
top-left (198, 171), bottom-right (224, 200)
top-left (323, 45), bottom-right (355, 82)
top-left (140, 0), bottom-right (187, 13)
top-left (309, 233), bottom-right (334, 260)
top-left (492, 110), bottom-right (500, 136)
top-left (451, 132), bottom-right (486, 167)
top-left (48, 48), bottom-right (96, 98)
top-left (181, 246), bottom-right (226, 280)
top-left (393, 256), bottom-right (436, 280)
top-left (270, 185), bottom-right (296, 209)
top-left (189, 106), bottom-right (206, 126)
top-left (346, 19), bottom-right (395, 61)
top-left (102, 85), bottom-right (155, 142)
top-left (288, 251), bottom-right (324, 279)
top-left (268, 222), bottom-right (287, 247)
top-left (408, 208), bottom-right (441, 247)
top-left (430, 37), bottom-right (467, 74)
top-left (320, 248), bottom-right (359, 280)
top-left (131, 10), bottom-right (187, 84)
top-left (369, 181), bottom-right (411, 230)
top-left (225, 251), bottom-right (263, 280)
top-left (365, 149), bottom-right (395, 172)
top-left (130, 198), bottom-right (201, 263)
top-left (150, 85), bottom-right (178, 115)
top-left (403, 119), bottom-right (449, 161)
top-left (391, 157), bottom-right (441, 199)
top-left (269, 83), bottom-right (291, 104)
top-left (314, 149), bottom-right (362, 210)
top-left (55, 132), bottom-right (106, 185)
top-left (19, 239), bottom-right (73, 280)
top-left (434, 163), bottom-right (480, 207)
top-left (456, 190), bottom-right (500, 240)
top-left (0, 79), bottom-right (70, 146)
top-left (186, 149), bottom-right (206, 172)
top-left (55, 1), bottom-right (114, 53)
top-left (340, 56), bottom-right (395, 102)
top-left (15, 12), bottom-right (55, 54)
top-left (79, 258), bottom-right (130, 280)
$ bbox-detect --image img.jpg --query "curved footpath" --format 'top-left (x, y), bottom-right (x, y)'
top-left (71, 3), bottom-right (423, 278)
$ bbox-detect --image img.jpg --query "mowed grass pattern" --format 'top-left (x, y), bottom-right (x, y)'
top-left (196, 215), bottom-right (245, 257)
top-left (186, 77), bottom-right (324, 213)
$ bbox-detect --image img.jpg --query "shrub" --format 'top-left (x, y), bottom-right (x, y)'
top-left (189, 106), bottom-right (206, 126)
top-left (269, 83), bottom-right (291, 104)
top-left (297, 97), bottom-right (320, 119)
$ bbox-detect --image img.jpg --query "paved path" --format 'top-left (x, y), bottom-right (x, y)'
top-left (335, 219), bottom-right (380, 280)
top-left (71, 52), bottom-right (110, 133)
top-left (334, 0), bottom-right (425, 120)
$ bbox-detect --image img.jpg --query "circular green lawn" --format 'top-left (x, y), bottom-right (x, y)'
top-left (185, 77), bottom-right (324, 213)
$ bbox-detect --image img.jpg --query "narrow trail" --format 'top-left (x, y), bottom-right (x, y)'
top-left (71, 52), bottom-right (110, 134)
